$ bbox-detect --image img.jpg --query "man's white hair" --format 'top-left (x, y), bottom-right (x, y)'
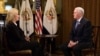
top-left (75, 7), bottom-right (84, 15)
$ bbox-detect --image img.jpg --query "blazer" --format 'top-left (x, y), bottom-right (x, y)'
top-left (70, 18), bottom-right (92, 43)
top-left (6, 22), bottom-right (27, 49)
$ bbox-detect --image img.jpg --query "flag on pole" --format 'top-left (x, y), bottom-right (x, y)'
top-left (43, 0), bottom-right (58, 34)
top-left (14, 0), bottom-right (20, 10)
top-left (35, 0), bottom-right (42, 35)
top-left (20, 0), bottom-right (34, 37)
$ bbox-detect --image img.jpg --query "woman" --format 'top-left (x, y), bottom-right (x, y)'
top-left (5, 8), bottom-right (43, 56)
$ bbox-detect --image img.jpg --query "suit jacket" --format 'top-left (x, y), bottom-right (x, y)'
top-left (6, 22), bottom-right (27, 49)
top-left (70, 18), bottom-right (92, 43)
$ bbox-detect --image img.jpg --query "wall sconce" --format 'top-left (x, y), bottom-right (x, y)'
top-left (32, 0), bottom-right (35, 2)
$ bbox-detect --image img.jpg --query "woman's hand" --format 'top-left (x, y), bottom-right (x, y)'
top-left (25, 36), bottom-right (30, 42)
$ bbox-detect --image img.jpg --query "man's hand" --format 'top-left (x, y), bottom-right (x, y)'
top-left (68, 40), bottom-right (78, 48)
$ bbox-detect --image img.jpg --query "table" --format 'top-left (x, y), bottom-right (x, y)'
top-left (35, 35), bottom-right (58, 56)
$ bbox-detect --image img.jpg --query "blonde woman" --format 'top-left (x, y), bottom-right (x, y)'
top-left (6, 8), bottom-right (44, 56)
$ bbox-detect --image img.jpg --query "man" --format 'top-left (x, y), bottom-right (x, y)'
top-left (60, 7), bottom-right (93, 56)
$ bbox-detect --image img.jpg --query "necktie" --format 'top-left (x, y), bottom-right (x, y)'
top-left (75, 21), bottom-right (80, 29)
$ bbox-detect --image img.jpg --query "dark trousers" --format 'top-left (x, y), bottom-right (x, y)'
top-left (60, 42), bottom-right (93, 56)
top-left (9, 41), bottom-right (44, 56)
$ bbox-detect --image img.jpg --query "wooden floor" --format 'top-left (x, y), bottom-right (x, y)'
top-left (0, 50), bottom-right (100, 56)
top-left (52, 54), bottom-right (64, 56)
top-left (49, 50), bottom-right (100, 56)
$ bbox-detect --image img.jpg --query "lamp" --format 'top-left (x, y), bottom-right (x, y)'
top-left (5, 5), bottom-right (12, 11)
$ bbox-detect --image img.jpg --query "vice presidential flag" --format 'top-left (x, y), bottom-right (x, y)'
top-left (35, 0), bottom-right (42, 35)
top-left (43, 0), bottom-right (58, 34)
top-left (20, 0), bottom-right (34, 37)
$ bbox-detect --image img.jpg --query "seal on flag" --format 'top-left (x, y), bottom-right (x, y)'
top-left (45, 7), bottom-right (55, 20)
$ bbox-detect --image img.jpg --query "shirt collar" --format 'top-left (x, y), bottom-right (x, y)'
top-left (77, 17), bottom-right (83, 22)
top-left (13, 22), bottom-right (17, 26)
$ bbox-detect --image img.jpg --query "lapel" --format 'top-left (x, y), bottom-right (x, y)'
top-left (11, 22), bottom-right (24, 34)
top-left (73, 18), bottom-right (85, 33)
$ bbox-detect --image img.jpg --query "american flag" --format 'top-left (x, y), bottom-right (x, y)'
top-left (35, 0), bottom-right (42, 35)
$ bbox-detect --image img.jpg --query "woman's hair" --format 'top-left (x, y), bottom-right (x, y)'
top-left (6, 8), bottom-right (18, 24)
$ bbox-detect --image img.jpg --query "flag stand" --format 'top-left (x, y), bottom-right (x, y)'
top-left (49, 19), bottom-right (54, 56)
top-left (35, 34), bottom-right (58, 56)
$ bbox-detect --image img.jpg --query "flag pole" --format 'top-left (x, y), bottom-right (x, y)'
top-left (52, 19), bottom-right (53, 35)
top-left (25, 18), bottom-right (29, 36)
top-left (25, 0), bottom-right (29, 36)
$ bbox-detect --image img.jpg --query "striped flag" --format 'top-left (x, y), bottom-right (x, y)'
top-left (35, 0), bottom-right (42, 35)
top-left (43, 0), bottom-right (58, 34)
top-left (20, 0), bottom-right (34, 37)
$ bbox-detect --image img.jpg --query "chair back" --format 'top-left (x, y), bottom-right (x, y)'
top-left (82, 26), bottom-right (100, 56)
top-left (92, 26), bottom-right (99, 50)
top-left (2, 27), bottom-right (10, 55)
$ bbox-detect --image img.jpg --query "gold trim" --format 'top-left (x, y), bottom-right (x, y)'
top-left (0, 0), bottom-right (6, 14)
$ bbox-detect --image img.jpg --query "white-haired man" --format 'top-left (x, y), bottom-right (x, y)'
top-left (60, 7), bottom-right (93, 56)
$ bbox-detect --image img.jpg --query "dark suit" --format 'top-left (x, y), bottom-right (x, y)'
top-left (60, 18), bottom-right (93, 56)
top-left (6, 22), bottom-right (44, 56)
